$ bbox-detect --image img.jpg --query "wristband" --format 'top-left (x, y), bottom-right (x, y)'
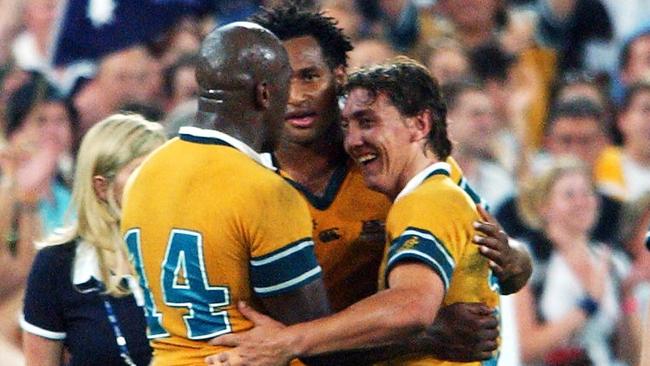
top-left (577, 296), bottom-right (599, 317)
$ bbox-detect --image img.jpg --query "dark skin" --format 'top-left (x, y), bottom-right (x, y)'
top-left (192, 21), bottom-right (331, 330)
top-left (274, 35), bottom-right (347, 195)
top-left (194, 21), bottom-right (291, 153)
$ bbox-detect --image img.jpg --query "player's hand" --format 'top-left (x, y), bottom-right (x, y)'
top-left (206, 301), bottom-right (293, 366)
top-left (426, 302), bottom-right (498, 361)
top-left (473, 205), bottom-right (531, 294)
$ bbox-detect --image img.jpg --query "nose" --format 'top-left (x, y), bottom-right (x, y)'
top-left (343, 123), bottom-right (364, 153)
top-left (288, 79), bottom-right (306, 107)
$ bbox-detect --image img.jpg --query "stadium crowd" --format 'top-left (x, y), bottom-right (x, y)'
top-left (0, 0), bottom-right (649, 365)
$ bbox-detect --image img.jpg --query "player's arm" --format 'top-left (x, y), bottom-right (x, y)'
top-left (207, 262), bottom-right (444, 366)
top-left (258, 278), bottom-right (331, 325)
top-left (473, 205), bottom-right (532, 295)
top-left (299, 301), bottom-right (498, 364)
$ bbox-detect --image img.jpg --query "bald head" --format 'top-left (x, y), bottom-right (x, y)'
top-left (196, 21), bottom-right (290, 98)
top-left (194, 22), bottom-right (291, 151)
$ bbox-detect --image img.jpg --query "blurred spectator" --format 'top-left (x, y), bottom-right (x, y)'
top-left (444, 80), bottom-right (516, 209)
top-left (72, 46), bottom-right (163, 136)
top-left (0, 335), bottom-right (23, 365)
top-left (151, 17), bottom-right (203, 69)
top-left (322, 0), bottom-right (364, 40)
top-left (0, 0), bottom-right (26, 65)
top-left (601, 0), bottom-right (650, 41)
top-left (536, 0), bottom-right (613, 72)
top-left (376, 0), bottom-right (421, 52)
top-left (162, 53), bottom-right (198, 112)
top-left (4, 75), bottom-right (75, 236)
top-left (497, 97), bottom-right (623, 247)
top-left (424, 38), bottom-right (472, 86)
top-left (538, 98), bottom-right (609, 174)
top-left (469, 42), bottom-right (545, 159)
top-left (119, 102), bottom-right (165, 123)
top-left (595, 82), bottom-right (650, 201)
top-left (552, 71), bottom-right (611, 107)
top-left (515, 158), bottom-right (631, 366)
top-left (347, 38), bottom-right (396, 70)
top-left (618, 27), bottom-right (650, 98)
top-left (11, 0), bottom-right (60, 74)
top-left (21, 114), bottom-right (166, 366)
top-left (162, 100), bottom-right (197, 138)
top-left (0, 63), bottom-right (31, 134)
top-left (438, 0), bottom-right (507, 50)
top-left (550, 70), bottom-right (620, 144)
top-left (0, 74), bottom-right (74, 350)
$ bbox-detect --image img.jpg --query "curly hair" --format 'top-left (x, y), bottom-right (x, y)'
top-left (345, 57), bottom-right (451, 160)
top-left (249, 0), bottom-right (353, 69)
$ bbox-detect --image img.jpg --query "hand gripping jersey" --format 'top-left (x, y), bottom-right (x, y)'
top-left (380, 162), bottom-right (500, 366)
top-left (121, 127), bottom-right (321, 366)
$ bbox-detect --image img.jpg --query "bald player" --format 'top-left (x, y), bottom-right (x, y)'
top-left (120, 22), bottom-right (331, 365)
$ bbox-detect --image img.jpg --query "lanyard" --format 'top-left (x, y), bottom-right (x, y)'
top-left (102, 296), bottom-right (138, 366)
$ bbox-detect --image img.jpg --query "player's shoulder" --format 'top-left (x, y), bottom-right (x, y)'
top-left (399, 175), bottom-right (469, 208)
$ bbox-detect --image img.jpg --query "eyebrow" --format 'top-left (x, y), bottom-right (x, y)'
top-left (351, 108), bottom-right (375, 119)
top-left (295, 66), bottom-right (320, 76)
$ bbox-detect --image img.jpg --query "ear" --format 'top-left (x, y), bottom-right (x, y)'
top-left (410, 109), bottom-right (433, 142)
top-left (255, 82), bottom-right (270, 110)
top-left (93, 175), bottom-right (109, 203)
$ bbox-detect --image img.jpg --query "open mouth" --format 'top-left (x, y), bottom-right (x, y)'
top-left (356, 153), bottom-right (378, 166)
top-left (285, 111), bottom-right (317, 128)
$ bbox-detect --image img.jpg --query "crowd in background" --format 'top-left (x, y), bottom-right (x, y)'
top-left (0, 0), bottom-right (649, 365)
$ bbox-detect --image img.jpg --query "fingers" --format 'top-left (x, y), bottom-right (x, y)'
top-left (473, 220), bottom-right (500, 238)
top-left (476, 205), bottom-right (498, 226)
top-left (477, 315), bottom-right (499, 330)
top-left (456, 302), bottom-right (494, 316)
top-left (473, 233), bottom-right (501, 250)
top-left (208, 334), bottom-right (241, 347)
top-left (205, 353), bottom-right (227, 365)
top-left (205, 352), bottom-right (237, 366)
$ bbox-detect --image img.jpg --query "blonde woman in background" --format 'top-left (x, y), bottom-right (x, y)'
top-left (21, 114), bottom-right (166, 366)
top-left (514, 158), bottom-right (631, 366)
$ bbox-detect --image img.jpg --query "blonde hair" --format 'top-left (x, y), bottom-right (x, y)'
top-left (517, 158), bottom-right (593, 229)
top-left (49, 113), bottom-right (166, 296)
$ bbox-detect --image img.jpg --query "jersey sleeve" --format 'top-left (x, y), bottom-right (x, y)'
top-left (384, 188), bottom-right (477, 292)
top-left (21, 247), bottom-right (66, 340)
top-left (385, 226), bottom-right (455, 290)
top-left (247, 180), bottom-right (322, 298)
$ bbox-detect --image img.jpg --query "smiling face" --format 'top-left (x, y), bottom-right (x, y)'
top-left (341, 88), bottom-right (422, 198)
top-left (11, 100), bottom-right (73, 155)
top-left (541, 171), bottom-right (598, 235)
top-left (281, 36), bottom-right (345, 146)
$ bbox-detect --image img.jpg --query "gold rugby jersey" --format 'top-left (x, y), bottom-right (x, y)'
top-left (380, 162), bottom-right (500, 366)
top-left (121, 127), bottom-right (321, 366)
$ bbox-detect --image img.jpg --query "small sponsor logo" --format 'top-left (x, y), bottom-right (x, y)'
top-left (318, 228), bottom-right (342, 243)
